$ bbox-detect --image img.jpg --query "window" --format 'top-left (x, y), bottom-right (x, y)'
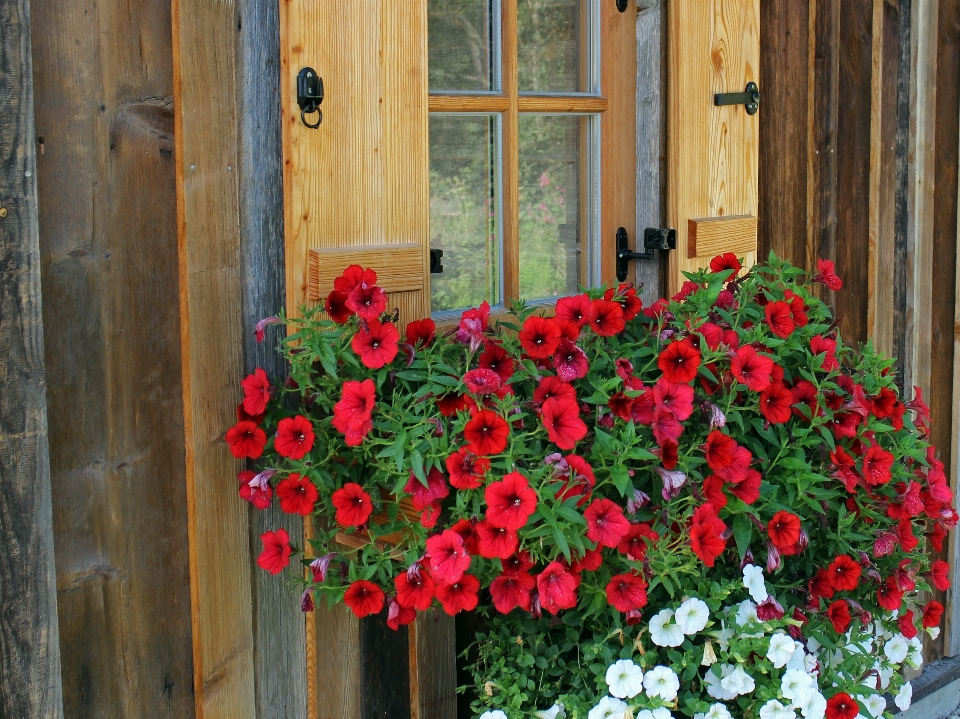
top-left (427, 0), bottom-right (633, 316)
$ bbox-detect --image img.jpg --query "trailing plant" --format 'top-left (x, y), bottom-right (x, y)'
top-left (230, 253), bottom-right (956, 719)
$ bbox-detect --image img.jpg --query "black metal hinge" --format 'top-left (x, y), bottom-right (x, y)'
top-left (715, 82), bottom-right (760, 115)
top-left (615, 227), bottom-right (676, 282)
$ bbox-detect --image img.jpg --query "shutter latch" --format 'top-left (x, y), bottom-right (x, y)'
top-left (429, 249), bottom-right (444, 274)
top-left (616, 227), bottom-right (676, 282)
top-left (714, 82), bottom-right (760, 115)
top-left (297, 68), bottom-right (324, 128)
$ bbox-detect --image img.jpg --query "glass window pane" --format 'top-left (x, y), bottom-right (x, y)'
top-left (519, 115), bottom-right (589, 301)
top-left (518, 0), bottom-right (590, 93)
top-left (429, 0), bottom-right (498, 92)
top-left (430, 115), bottom-right (501, 313)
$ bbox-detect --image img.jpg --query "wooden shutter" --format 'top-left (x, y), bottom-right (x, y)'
top-left (667, 0), bottom-right (760, 295)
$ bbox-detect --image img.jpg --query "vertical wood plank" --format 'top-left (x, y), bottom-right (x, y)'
top-left (892, 0), bottom-right (914, 378)
top-left (31, 0), bottom-right (195, 714)
top-left (949, 65), bottom-right (960, 657)
top-left (759, 0), bottom-right (811, 268)
top-left (636, 0), bottom-right (665, 300)
top-left (236, 0), bottom-right (308, 716)
top-left (361, 614), bottom-right (411, 719)
top-left (314, 605), bottom-right (361, 719)
top-left (409, 613), bottom-right (457, 719)
top-left (173, 0), bottom-right (257, 713)
top-left (502, 0), bottom-right (520, 301)
top-left (0, 0), bottom-right (64, 713)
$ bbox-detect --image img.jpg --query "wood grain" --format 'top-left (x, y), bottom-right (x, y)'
top-left (635, 0), bottom-right (665, 300)
top-left (361, 614), bottom-right (411, 719)
top-left (950, 59), bottom-right (960, 657)
top-left (892, 0), bottom-right (913, 383)
top-left (687, 215), bottom-right (757, 258)
top-left (173, 0), bottom-right (257, 712)
top-left (314, 606), bottom-right (361, 719)
top-left (667, 0), bottom-right (760, 295)
top-left (308, 244), bottom-right (426, 301)
top-left (518, 95), bottom-right (609, 113)
top-left (429, 95), bottom-right (511, 112)
top-left (502, 0), bottom-right (520, 301)
top-left (0, 0), bottom-right (64, 713)
top-left (236, 0), bottom-right (309, 713)
top-left (31, 0), bottom-right (195, 714)
top-left (409, 614), bottom-right (456, 719)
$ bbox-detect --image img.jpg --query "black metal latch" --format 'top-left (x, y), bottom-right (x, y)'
top-left (429, 249), bottom-right (444, 274)
top-left (297, 67), bottom-right (324, 128)
top-left (616, 227), bottom-right (676, 282)
top-left (714, 82), bottom-right (760, 115)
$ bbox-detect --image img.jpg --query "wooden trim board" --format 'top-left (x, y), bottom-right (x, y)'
top-left (308, 244), bottom-right (425, 301)
top-left (687, 215), bottom-right (758, 259)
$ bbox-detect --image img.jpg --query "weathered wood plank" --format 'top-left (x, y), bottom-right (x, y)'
top-left (172, 0), bottom-right (257, 712)
top-left (235, 0), bottom-right (308, 715)
top-left (892, 0), bottom-right (914, 381)
top-left (314, 605), bottom-right (361, 719)
top-left (30, 0), bottom-right (195, 714)
top-left (758, 0), bottom-right (810, 268)
top-left (0, 0), bottom-right (63, 713)
top-left (636, 0), bottom-right (665, 300)
top-left (361, 614), bottom-right (411, 719)
top-left (409, 612), bottom-right (456, 719)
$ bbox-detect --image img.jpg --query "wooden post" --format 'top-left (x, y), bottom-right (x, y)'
top-left (0, 0), bottom-right (64, 715)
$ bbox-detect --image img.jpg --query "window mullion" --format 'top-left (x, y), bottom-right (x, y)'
top-left (501, 0), bottom-right (520, 303)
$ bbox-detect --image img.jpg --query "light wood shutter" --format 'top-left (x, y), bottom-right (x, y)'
top-left (667, 0), bottom-right (760, 295)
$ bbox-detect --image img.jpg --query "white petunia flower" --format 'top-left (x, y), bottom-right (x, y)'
top-left (636, 710), bottom-right (673, 719)
top-left (588, 696), bottom-right (629, 719)
top-left (927, 626), bottom-right (942, 640)
top-left (693, 704), bottom-right (733, 719)
top-left (856, 694), bottom-right (886, 719)
top-left (719, 664), bottom-right (755, 697)
top-left (781, 668), bottom-right (814, 702)
top-left (705, 665), bottom-right (738, 700)
top-left (743, 564), bottom-right (769, 603)
top-left (883, 634), bottom-right (909, 663)
top-left (676, 598), bottom-right (710, 635)
top-left (759, 699), bottom-right (796, 719)
top-left (643, 665), bottom-right (680, 702)
top-left (605, 659), bottom-right (644, 699)
top-left (650, 609), bottom-right (685, 647)
top-left (735, 599), bottom-right (759, 626)
top-left (878, 666), bottom-right (895, 690)
top-left (894, 681), bottom-right (912, 711)
top-left (793, 689), bottom-right (827, 719)
top-left (802, 652), bottom-right (819, 675)
top-left (767, 633), bottom-right (797, 668)
top-left (907, 636), bottom-right (924, 668)
top-left (479, 712), bottom-right (508, 719)
top-left (533, 705), bottom-right (565, 719)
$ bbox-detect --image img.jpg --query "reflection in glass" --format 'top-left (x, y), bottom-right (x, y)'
top-left (429, 0), bottom-right (498, 92)
top-left (519, 115), bottom-right (587, 301)
top-left (430, 115), bottom-right (501, 313)
top-left (518, 0), bottom-right (589, 93)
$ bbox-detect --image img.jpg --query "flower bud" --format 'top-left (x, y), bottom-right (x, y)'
top-left (757, 597), bottom-right (785, 621)
top-left (530, 591), bottom-right (542, 619)
top-left (310, 552), bottom-right (337, 583)
top-left (766, 541), bottom-right (782, 573)
top-left (300, 587), bottom-right (315, 613)
top-left (740, 550), bottom-right (755, 569)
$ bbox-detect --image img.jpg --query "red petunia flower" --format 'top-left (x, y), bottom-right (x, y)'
top-left (554, 454), bottom-right (597, 505)
top-left (690, 504), bottom-right (727, 567)
top-left (709, 252), bottom-right (742, 275)
top-left (923, 600), bottom-right (944, 628)
top-left (519, 315), bottom-right (562, 359)
top-left (241, 368), bottom-right (272, 416)
top-left (534, 377), bottom-right (577, 406)
top-left (463, 368), bottom-right (502, 396)
top-left (585, 299), bottom-right (625, 336)
top-left (555, 294), bottom-right (592, 328)
top-left (653, 378), bottom-right (695, 421)
top-left (425, 530), bottom-right (472, 584)
top-left (729, 469), bottom-right (761, 504)
top-left (604, 285), bottom-right (643, 321)
top-left (455, 301), bottom-right (490, 352)
top-left (897, 517), bottom-right (919, 552)
top-left (395, 568), bottom-right (436, 611)
top-left (871, 386), bottom-right (898, 418)
top-left (275, 415), bottom-right (315, 459)
top-left (861, 443), bottom-right (894, 485)
top-left (765, 300), bottom-right (796, 338)
top-left (809, 569), bottom-right (836, 600)
top-left (657, 338), bottom-right (701, 383)
top-left (479, 342), bottom-right (515, 383)
top-left (617, 523), bottom-right (659, 560)
top-left (584, 498), bottom-right (630, 548)
top-left (239, 470), bottom-right (273, 509)
top-left (351, 320), bottom-right (400, 369)
top-left (226, 420), bottom-right (267, 459)
top-left (877, 576), bottom-right (904, 611)
top-left (257, 528), bottom-right (291, 575)
top-left (826, 600), bottom-right (852, 634)
top-left (767, 511), bottom-right (802, 551)
top-left (436, 574), bottom-right (480, 615)
top-left (404, 467), bottom-right (450, 512)
top-left (825, 693), bottom-right (858, 719)
top-left (344, 580), bottom-right (385, 618)
top-left (276, 474), bottom-right (319, 515)
top-left (332, 379), bottom-right (376, 446)
top-left (606, 573), bottom-right (649, 613)
top-left (899, 609), bottom-right (918, 639)
top-left (730, 346), bottom-right (773, 391)
top-left (464, 410), bottom-right (509, 456)
top-left (810, 334), bottom-right (840, 372)
top-left (345, 280), bottom-right (387, 321)
top-left (814, 258), bottom-right (844, 291)
top-left (446, 448), bottom-right (490, 490)
top-left (537, 561), bottom-right (578, 614)
top-left (334, 265), bottom-right (375, 293)
top-left (387, 599), bottom-right (416, 630)
top-left (828, 554), bottom-right (862, 592)
top-left (931, 559), bottom-right (950, 591)
top-left (760, 381), bottom-right (794, 424)
top-left (476, 520), bottom-right (519, 559)
top-left (502, 550), bottom-right (534, 577)
top-left (405, 318), bottom-right (436, 347)
top-left (324, 290), bottom-right (352, 324)
top-left (486, 472), bottom-right (538, 530)
top-left (331, 482), bottom-right (374, 527)
top-left (490, 572), bottom-right (535, 614)
top-left (237, 401), bottom-right (266, 426)
top-left (553, 339), bottom-right (589, 382)
top-left (541, 396), bottom-right (588, 449)
top-left (449, 519), bottom-right (481, 555)
top-left (704, 430), bottom-right (736, 472)
top-left (791, 379), bottom-right (819, 419)
top-left (437, 392), bottom-right (475, 417)
top-left (702, 474), bottom-right (728, 509)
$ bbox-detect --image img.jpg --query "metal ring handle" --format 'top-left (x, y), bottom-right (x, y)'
top-left (300, 104), bottom-right (322, 129)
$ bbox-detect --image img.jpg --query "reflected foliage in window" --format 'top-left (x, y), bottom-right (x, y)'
top-left (518, 0), bottom-right (584, 93)
top-left (429, 115), bottom-right (501, 312)
top-left (428, 0), bottom-right (497, 92)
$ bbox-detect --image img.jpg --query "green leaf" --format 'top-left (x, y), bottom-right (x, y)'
top-left (552, 526), bottom-right (571, 560)
top-left (411, 450), bottom-right (426, 485)
top-left (733, 513), bottom-right (753, 560)
top-left (610, 465), bottom-right (630, 497)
